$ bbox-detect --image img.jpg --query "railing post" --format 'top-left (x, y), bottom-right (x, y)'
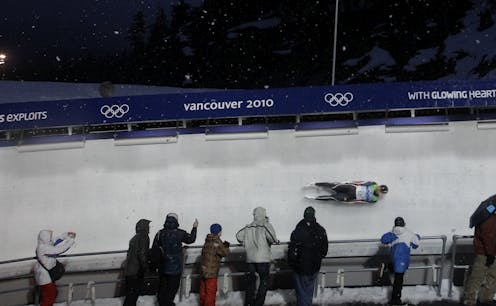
top-left (222, 273), bottom-right (230, 295)
top-left (84, 281), bottom-right (96, 305)
top-left (184, 274), bottom-right (192, 298)
top-left (67, 283), bottom-right (74, 305)
top-left (449, 235), bottom-right (459, 297)
top-left (337, 269), bottom-right (345, 295)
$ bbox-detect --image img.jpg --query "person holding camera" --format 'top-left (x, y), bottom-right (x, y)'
top-left (463, 213), bottom-right (496, 306)
top-left (34, 230), bottom-right (76, 306)
top-left (199, 223), bottom-right (230, 306)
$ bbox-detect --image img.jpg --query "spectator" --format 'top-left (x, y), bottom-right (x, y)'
top-left (288, 206), bottom-right (328, 306)
top-left (200, 223), bottom-right (230, 306)
top-left (381, 217), bottom-right (420, 306)
top-left (34, 230), bottom-right (76, 306)
top-left (152, 213), bottom-right (198, 306)
top-left (123, 219), bottom-right (151, 306)
top-left (236, 207), bottom-right (279, 306)
top-left (463, 214), bottom-right (496, 306)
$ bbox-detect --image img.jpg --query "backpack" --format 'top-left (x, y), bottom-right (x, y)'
top-left (37, 258), bottom-right (65, 281)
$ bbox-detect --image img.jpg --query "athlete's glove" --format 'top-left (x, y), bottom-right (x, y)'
top-left (486, 255), bottom-right (495, 267)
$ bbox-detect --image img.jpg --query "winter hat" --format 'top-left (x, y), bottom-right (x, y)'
top-left (304, 206), bottom-right (316, 220)
top-left (210, 223), bottom-right (222, 234)
top-left (167, 213), bottom-right (178, 221)
top-left (394, 216), bottom-right (405, 227)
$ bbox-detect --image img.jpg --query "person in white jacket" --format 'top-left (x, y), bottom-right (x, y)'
top-left (236, 207), bottom-right (279, 306)
top-left (34, 230), bottom-right (76, 306)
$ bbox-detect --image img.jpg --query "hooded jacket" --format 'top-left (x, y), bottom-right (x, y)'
top-left (124, 219), bottom-right (150, 277)
top-left (288, 217), bottom-right (328, 275)
top-left (381, 226), bottom-right (420, 273)
top-left (236, 207), bottom-right (278, 263)
top-left (152, 215), bottom-right (197, 275)
top-left (200, 234), bottom-right (230, 278)
top-left (34, 230), bottom-right (75, 285)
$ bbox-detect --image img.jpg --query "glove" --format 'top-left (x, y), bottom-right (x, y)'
top-left (223, 241), bottom-right (230, 248)
top-left (486, 255), bottom-right (495, 267)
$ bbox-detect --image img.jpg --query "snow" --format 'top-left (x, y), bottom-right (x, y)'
top-left (441, 2), bottom-right (496, 79)
top-left (28, 281), bottom-right (462, 306)
top-left (404, 48), bottom-right (439, 72)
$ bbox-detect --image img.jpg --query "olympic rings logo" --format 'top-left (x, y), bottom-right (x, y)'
top-left (100, 104), bottom-right (130, 118)
top-left (324, 92), bottom-right (354, 107)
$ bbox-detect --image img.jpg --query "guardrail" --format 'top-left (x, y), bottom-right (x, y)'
top-left (0, 235), bottom-right (447, 305)
top-left (448, 235), bottom-right (474, 297)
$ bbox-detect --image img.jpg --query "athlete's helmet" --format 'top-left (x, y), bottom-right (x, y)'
top-left (394, 217), bottom-right (405, 227)
top-left (379, 185), bottom-right (389, 194)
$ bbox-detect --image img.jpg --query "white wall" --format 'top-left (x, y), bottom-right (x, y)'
top-left (1, 121), bottom-right (494, 261)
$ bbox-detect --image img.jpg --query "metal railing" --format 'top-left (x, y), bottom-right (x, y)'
top-left (0, 235), bottom-right (447, 305)
top-left (448, 235), bottom-right (474, 297)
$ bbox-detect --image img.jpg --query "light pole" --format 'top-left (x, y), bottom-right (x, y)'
top-left (331, 0), bottom-right (339, 86)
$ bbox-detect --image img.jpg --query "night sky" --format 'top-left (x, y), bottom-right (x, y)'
top-left (0, 0), bottom-right (200, 64)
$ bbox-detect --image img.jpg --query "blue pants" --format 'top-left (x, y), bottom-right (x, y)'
top-left (292, 272), bottom-right (318, 306)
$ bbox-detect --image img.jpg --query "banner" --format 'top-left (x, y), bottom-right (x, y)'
top-left (1, 79), bottom-right (495, 131)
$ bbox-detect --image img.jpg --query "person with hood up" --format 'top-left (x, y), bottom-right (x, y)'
top-left (123, 219), bottom-right (151, 306)
top-left (288, 207), bottom-right (328, 306)
top-left (152, 213), bottom-right (198, 306)
top-left (381, 217), bottom-right (420, 306)
top-left (462, 213), bottom-right (496, 306)
top-left (34, 230), bottom-right (76, 306)
top-left (236, 207), bottom-right (279, 306)
top-left (199, 223), bottom-right (230, 306)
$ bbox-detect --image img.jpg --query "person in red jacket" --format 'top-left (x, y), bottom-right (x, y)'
top-left (463, 214), bottom-right (496, 306)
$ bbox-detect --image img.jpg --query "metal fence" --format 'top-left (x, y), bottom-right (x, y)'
top-left (0, 235), bottom-right (448, 305)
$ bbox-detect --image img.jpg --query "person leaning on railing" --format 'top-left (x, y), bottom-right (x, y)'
top-left (34, 230), bottom-right (76, 306)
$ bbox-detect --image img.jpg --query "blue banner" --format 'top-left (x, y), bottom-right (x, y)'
top-left (1, 79), bottom-right (496, 131)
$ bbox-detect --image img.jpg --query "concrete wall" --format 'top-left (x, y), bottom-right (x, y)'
top-left (1, 121), bottom-right (493, 261)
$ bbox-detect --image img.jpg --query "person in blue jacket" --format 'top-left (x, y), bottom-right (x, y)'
top-left (381, 217), bottom-right (420, 305)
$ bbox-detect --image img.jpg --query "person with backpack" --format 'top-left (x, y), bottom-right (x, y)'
top-left (152, 213), bottom-right (198, 306)
top-left (123, 219), bottom-right (151, 306)
top-left (236, 207), bottom-right (279, 306)
top-left (288, 207), bottom-right (328, 306)
top-left (34, 230), bottom-right (76, 306)
top-left (199, 223), bottom-right (230, 306)
top-left (380, 217), bottom-right (420, 306)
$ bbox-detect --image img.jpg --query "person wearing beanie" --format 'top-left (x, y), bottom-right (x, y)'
top-left (381, 217), bottom-right (420, 306)
top-left (288, 206), bottom-right (328, 306)
top-left (123, 219), bottom-right (151, 306)
top-left (151, 213), bottom-right (198, 306)
top-left (199, 223), bottom-right (230, 306)
top-left (236, 207), bottom-right (279, 306)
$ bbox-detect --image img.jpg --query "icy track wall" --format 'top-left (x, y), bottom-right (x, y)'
top-left (0, 121), bottom-right (493, 261)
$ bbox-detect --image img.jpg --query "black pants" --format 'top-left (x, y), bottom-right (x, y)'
top-left (391, 272), bottom-right (404, 304)
top-left (316, 182), bottom-right (356, 201)
top-left (123, 276), bottom-right (144, 306)
top-left (245, 263), bottom-right (270, 306)
top-left (157, 274), bottom-right (181, 306)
